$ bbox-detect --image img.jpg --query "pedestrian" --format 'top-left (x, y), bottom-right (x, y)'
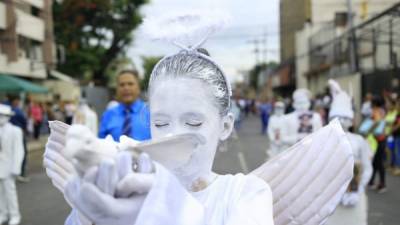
top-left (361, 93), bottom-right (373, 120)
top-left (29, 100), bottom-right (43, 140)
top-left (64, 100), bottom-right (76, 125)
top-left (367, 97), bottom-right (387, 193)
top-left (258, 98), bottom-right (272, 135)
top-left (325, 80), bottom-right (372, 225)
top-left (73, 97), bottom-right (98, 135)
top-left (0, 104), bottom-right (24, 225)
top-left (384, 97), bottom-right (398, 170)
top-left (7, 95), bottom-right (30, 182)
top-left (267, 101), bottom-right (286, 157)
top-left (98, 70), bottom-right (151, 141)
top-left (280, 89), bottom-right (323, 146)
top-left (390, 97), bottom-right (400, 175)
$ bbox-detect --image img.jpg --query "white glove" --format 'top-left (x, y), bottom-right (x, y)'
top-left (43, 139), bottom-right (76, 193)
top-left (65, 151), bottom-right (154, 225)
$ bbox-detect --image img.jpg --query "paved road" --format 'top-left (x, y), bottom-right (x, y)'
top-left (16, 116), bottom-right (399, 224)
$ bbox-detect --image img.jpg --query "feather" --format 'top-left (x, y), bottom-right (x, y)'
top-left (252, 119), bottom-right (354, 225)
top-left (328, 79), bottom-right (342, 96)
top-left (140, 10), bottom-right (231, 50)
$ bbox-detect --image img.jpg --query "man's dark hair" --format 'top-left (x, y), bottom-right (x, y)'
top-left (372, 96), bottom-right (385, 108)
top-left (117, 69), bottom-right (140, 81)
top-left (7, 94), bottom-right (20, 102)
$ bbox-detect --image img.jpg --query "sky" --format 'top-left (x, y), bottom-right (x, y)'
top-left (127, 0), bottom-right (280, 83)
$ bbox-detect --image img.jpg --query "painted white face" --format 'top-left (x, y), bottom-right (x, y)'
top-left (0, 115), bottom-right (10, 126)
top-left (294, 99), bottom-right (310, 112)
top-left (331, 116), bottom-right (353, 131)
top-left (149, 77), bottom-right (233, 188)
top-left (274, 107), bottom-right (285, 116)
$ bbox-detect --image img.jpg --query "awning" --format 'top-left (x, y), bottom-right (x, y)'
top-left (49, 70), bottom-right (78, 84)
top-left (0, 74), bottom-right (48, 93)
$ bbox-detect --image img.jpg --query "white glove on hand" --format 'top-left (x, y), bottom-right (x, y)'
top-left (65, 151), bottom-right (154, 225)
top-left (43, 139), bottom-right (75, 193)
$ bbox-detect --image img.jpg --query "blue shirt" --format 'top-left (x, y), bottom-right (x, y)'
top-left (98, 99), bottom-right (151, 141)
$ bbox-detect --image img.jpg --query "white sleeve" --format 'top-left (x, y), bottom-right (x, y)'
top-left (280, 115), bottom-right (298, 146)
top-left (359, 137), bottom-right (373, 191)
top-left (65, 209), bottom-right (92, 225)
top-left (134, 163), bottom-right (205, 225)
top-left (226, 176), bottom-right (274, 225)
top-left (11, 127), bottom-right (24, 175)
top-left (313, 113), bottom-right (323, 130)
top-left (267, 118), bottom-right (275, 142)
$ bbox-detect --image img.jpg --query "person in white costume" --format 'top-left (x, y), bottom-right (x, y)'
top-left (73, 98), bottom-right (98, 135)
top-left (325, 80), bottom-right (372, 225)
top-left (0, 104), bottom-right (24, 225)
top-left (267, 101), bottom-right (286, 157)
top-left (43, 11), bottom-right (354, 225)
top-left (280, 89), bottom-right (323, 146)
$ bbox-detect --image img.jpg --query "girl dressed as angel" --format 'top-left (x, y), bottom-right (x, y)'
top-left (44, 11), bottom-right (354, 225)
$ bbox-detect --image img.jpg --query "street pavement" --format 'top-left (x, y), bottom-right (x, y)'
top-left (16, 116), bottom-right (399, 225)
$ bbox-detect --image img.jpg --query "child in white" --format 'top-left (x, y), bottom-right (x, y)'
top-left (267, 101), bottom-right (286, 157)
top-left (325, 80), bottom-right (372, 225)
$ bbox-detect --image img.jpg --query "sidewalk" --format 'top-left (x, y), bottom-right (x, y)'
top-left (27, 135), bottom-right (48, 152)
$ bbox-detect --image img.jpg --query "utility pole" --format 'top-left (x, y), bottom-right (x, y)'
top-left (249, 39), bottom-right (260, 65)
top-left (347, 0), bottom-right (358, 73)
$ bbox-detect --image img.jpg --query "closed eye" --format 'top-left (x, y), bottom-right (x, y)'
top-left (186, 122), bottom-right (202, 127)
top-left (155, 123), bottom-right (169, 128)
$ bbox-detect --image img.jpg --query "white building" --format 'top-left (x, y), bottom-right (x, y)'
top-left (0, 0), bottom-right (55, 79)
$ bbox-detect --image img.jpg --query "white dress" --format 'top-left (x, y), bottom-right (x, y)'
top-left (267, 115), bottom-right (286, 157)
top-left (280, 111), bottom-right (323, 146)
top-left (66, 164), bottom-right (274, 225)
top-left (325, 132), bottom-right (372, 225)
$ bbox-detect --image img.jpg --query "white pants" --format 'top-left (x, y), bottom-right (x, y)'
top-left (0, 177), bottom-right (21, 221)
top-left (325, 193), bottom-right (367, 225)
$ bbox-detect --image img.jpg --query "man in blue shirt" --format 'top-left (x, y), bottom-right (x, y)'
top-left (99, 70), bottom-right (151, 141)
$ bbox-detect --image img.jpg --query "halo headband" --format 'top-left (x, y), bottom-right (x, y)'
top-left (141, 10), bottom-right (232, 97)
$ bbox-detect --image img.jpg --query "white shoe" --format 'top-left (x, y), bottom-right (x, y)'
top-left (8, 217), bottom-right (20, 225)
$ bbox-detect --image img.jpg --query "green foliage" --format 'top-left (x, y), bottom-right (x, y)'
top-left (249, 62), bottom-right (278, 90)
top-left (140, 56), bottom-right (162, 91)
top-left (53, 0), bottom-right (148, 85)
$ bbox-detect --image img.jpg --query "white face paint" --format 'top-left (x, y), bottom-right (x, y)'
top-left (150, 77), bottom-right (233, 189)
top-left (274, 107), bottom-right (285, 116)
top-left (293, 99), bottom-right (310, 112)
top-left (0, 115), bottom-right (10, 126)
top-left (332, 116), bottom-right (353, 131)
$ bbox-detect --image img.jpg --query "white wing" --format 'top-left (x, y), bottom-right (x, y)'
top-left (251, 120), bottom-right (354, 225)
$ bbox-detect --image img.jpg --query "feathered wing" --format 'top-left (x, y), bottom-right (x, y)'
top-left (251, 120), bottom-right (354, 225)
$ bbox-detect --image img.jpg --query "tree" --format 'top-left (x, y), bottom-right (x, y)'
top-left (53, 0), bottom-right (148, 85)
top-left (140, 56), bottom-right (162, 91)
top-left (248, 62), bottom-right (278, 90)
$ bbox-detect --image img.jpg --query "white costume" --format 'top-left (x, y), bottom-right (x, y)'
top-left (281, 89), bottom-right (323, 146)
top-left (43, 11), bottom-right (354, 225)
top-left (325, 80), bottom-right (372, 225)
top-left (73, 100), bottom-right (98, 135)
top-left (0, 104), bottom-right (24, 225)
top-left (267, 102), bottom-right (286, 157)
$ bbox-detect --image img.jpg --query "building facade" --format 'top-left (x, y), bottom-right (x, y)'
top-left (294, 1), bottom-right (400, 122)
top-left (280, 0), bottom-right (311, 62)
top-left (0, 0), bottom-right (55, 79)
